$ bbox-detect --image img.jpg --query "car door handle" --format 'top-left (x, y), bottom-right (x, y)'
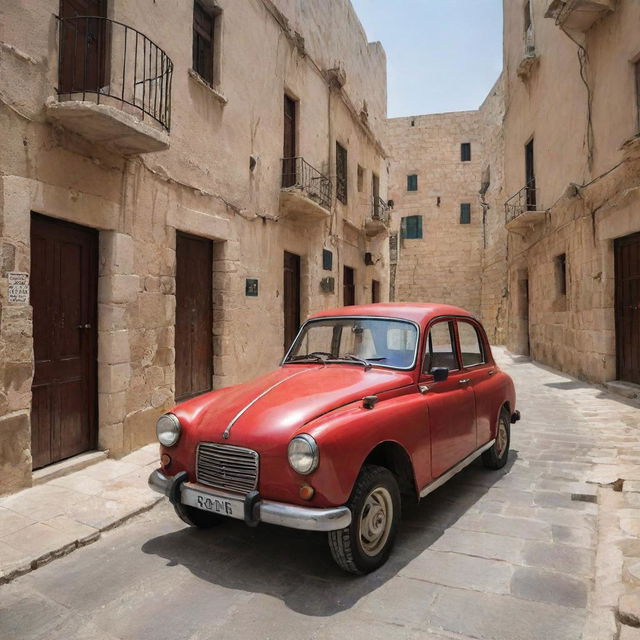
top-left (419, 384), bottom-right (430, 394)
top-left (458, 378), bottom-right (471, 385)
top-left (488, 369), bottom-right (497, 376)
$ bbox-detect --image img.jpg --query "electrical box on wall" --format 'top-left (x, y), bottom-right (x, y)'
top-left (320, 276), bottom-right (335, 293)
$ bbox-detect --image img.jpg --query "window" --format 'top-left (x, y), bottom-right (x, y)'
top-left (460, 203), bottom-right (471, 224)
top-left (636, 60), bottom-right (640, 132)
top-left (461, 143), bottom-right (471, 162)
top-left (458, 322), bottom-right (485, 367)
top-left (401, 215), bottom-right (423, 239)
top-left (371, 279), bottom-right (380, 303)
top-left (336, 142), bottom-right (348, 204)
top-left (357, 165), bottom-right (364, 192)
top-left (555, 253), bottom-right (567, 296)
top-left (193, 2), bottom-right (215, 85)
top-left (372, 172), bottom-right (380, 200)
top-left (407, 174), bottom-right (418, 191)
top-left (322, 249), bottom-right (333, 271)
top-left (423, 321), bottom-right (457, 373)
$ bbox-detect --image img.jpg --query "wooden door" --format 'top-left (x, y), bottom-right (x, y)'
top-left (371, 279), bottom-right (380, 303)
top-left (175, 233), bottom-right (213, 401)
top-left (31, 214), bottom-right (98, 469)
top-left (283, 251), bottom-right (301, 353)
top-left (615, 232), bottom-right (640, 384)
top-left (59, 0), bottom-right (108, 94)
top-left (344, 266), bottom-right (355, 306)
top-left (282, 95), bottom-right (297, 187)
top-left (525, 138), bottom-right (536, 210)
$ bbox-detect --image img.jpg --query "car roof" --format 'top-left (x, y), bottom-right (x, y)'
top-left (308, 303), bottom-right (477, 327)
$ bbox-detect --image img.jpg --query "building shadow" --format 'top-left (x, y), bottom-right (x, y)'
top-left (141, 452), bottom-right (517, 617)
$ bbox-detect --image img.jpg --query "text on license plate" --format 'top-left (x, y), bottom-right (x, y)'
top-left (195, 494), bottom-right (234, 515)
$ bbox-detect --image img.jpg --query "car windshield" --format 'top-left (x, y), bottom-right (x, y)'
top-left (286, 317), bottom-right (419, 370)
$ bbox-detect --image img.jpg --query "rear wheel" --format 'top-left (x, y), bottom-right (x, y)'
top-left (482, 407), bottom-right (511, 470)
top-left (174, 503), bottom-right (225, 528)
top-left (328, 465), bottom-right (400, 574)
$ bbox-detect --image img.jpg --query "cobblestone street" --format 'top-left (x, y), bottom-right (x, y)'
top-left (0, 348), bottom-right (638, 640)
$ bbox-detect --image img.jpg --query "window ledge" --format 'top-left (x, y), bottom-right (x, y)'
top-left (188, 69), bottom-right (228, 105)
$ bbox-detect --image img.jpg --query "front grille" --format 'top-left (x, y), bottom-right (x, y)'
top-left (196, 443), bottom-right (259, 494)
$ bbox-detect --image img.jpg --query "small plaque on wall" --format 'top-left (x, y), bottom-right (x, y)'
top-left (245, 278), bottom-right (259, 297)
top-left (7, 272), bottom-right (29, 304)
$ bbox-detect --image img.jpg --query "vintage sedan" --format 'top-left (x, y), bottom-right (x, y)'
top-left (149, 303), bottom-right (520, 574)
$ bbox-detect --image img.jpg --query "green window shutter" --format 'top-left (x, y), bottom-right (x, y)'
top-left (416, 215), bottom-right (423, 238)
top-left (407, 174), bottom-right (418, 191)
top-left (460, 203), bottom-right (471, 224)
top-left (402, 215), bottom-right (423, 239)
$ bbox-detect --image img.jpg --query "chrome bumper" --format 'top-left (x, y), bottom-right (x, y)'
top-left (148, 469), bottom-right (351, 532)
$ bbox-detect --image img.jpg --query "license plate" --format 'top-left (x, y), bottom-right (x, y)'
top-left (181, 484), bottom-right (243, 519)
top-left (195, 494), bottom-right (234, 515)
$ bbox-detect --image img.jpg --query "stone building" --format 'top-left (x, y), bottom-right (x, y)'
top-left (501, 0), bottom-right (640, 387)
top-left (0, 0), bottom-right (390, 494)
top-left (387, 111), bottom-right (485, 317)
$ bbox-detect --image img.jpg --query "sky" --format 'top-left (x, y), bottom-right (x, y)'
top-left (350, 0), bottom-right (503, 118)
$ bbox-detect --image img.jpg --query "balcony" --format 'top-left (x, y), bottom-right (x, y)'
top-left (365, 197), bottom-right (390, 236)
top-left (46, 16), bottom-right (173, 156)
top-left (545, 0), bottom-right (615, 32)
top-left (517, 25), bottom-right (538, 80)
top-left (505, 181), bottom-right (546, 230)
top-left (280, 157), bottom-right (333, 219)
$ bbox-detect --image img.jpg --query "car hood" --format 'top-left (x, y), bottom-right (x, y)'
top-left (173, 364), bottom-right (414, 449)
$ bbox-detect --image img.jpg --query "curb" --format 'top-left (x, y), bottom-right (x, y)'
top-left (0, 496), bottom-right (163, 586)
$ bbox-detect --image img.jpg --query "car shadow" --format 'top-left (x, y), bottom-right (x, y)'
top-left (141, 452), bottom-right (518, 617)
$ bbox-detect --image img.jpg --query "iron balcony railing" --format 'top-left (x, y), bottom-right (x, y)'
top-left (505, 179), bottom-right (538, 224)
top-left (281, 157), bottom-right (333, 210)
top-left (56, 15), bottom-right (173, 131)
top-left (371, 196), bottom-right (390, 224)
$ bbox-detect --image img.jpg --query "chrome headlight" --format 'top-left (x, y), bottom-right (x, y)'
top-left (287, 434), bottom-right (319, 475)
top-left (156, 413), bottom-right (181, 447)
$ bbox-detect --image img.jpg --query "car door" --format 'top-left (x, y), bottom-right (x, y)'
top-left (456, 319), bottom-right (497, 448)
top-left (421, 318), bottom-right (477, 479)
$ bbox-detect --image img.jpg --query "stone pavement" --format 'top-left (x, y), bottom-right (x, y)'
top-left (0, 348), bottom-right (639, 640)
top-left (0, 444), bottom-right (161, 584)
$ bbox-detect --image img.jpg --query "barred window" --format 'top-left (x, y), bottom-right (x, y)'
top-left (336, 142), bottom-right (348, 204)
top-left (461, 143), bottom-right (471, 162)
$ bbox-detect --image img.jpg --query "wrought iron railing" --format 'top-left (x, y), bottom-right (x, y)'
top-left (281, 157), bottom-right (332, 210)
top-left (56, 16), bottom-right (173, 131)
top-left (505, 179), bottom-right (538, 224)
top-left (371, 196), bottom-right (390, 224)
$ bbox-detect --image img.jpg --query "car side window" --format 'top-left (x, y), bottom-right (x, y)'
top-left (423, 321), bottom-right (458, 374)
top-left (457, 321), bottom-right (485, 367)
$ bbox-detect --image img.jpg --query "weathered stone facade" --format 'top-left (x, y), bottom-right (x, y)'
top-left (387, 111), bottom-right (485, 317)
top-left (501, 0), bottom-right (640, 384)
top-left (0, 0), bottom-right (390, 494)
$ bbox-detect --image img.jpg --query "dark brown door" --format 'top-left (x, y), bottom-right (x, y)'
top-left (59, 0), bottom-right (108, 94)
top-left (615, 232), bottom-right (640, 384)
top-left (282, 95), bottom-right (297, 187)
top-left (372, 279), bottom-right (380, 303)
top-left (283, 251), bottom-right (301, 353)
top-left (175, 233), bottom-right (213, 401)
top-left (525, 138), bottom-right (536, 211)
top-left (344, 266), bottom-right (355, 306)
top-left (31, 214), bottom-right (98, 469)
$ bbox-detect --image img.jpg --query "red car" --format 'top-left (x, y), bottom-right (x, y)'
top-left (149, 303), bottom-right (520, 574)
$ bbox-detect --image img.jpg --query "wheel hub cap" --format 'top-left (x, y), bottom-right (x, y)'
top-left (359, 487), bottom-right (393, 557)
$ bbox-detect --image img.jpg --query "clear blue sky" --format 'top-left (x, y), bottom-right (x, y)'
top-left (351, 0), bottom-right (503, 118)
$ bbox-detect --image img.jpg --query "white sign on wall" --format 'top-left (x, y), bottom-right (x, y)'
top-left (7, 272), bottom-right (29, 304)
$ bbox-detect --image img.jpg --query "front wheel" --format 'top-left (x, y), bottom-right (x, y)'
top-left (482, 408), bottom-right (511, 470)
top-left (328, 465), bottom-right (400, 574)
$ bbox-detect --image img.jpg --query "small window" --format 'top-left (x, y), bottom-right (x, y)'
top-left (458, 322), bottom-right (485, 367)
top-left (193, 1), bottom-right (215, 85)
top-left (322, 249), bottom-right (333, 271)
top-left (423, 321), bottom-right (457, 373)
top-left (555, 253), bottom-right (567, 296)
top-left (371, 279), bottom-right (380, 303)
top-left (357, 165), bottom-right (364, 192)
top-left (401, 215), bottom-right (422, 240)
top-left (407, 174), bottom-right (418, 191)
top-left (461, 143), bottom-right (471, 162)
top-left (336, 142), bottom-right (348, 204)
top-left (460, 203), bottom-right (471, 224)
top-left (635, 59), bottom-right (640, 132)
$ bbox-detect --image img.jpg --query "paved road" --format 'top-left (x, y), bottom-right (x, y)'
top-left (1, 349), bottom-right (635, 640)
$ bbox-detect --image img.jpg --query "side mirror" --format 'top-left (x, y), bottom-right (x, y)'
top-left (431, 367), bottom-right (449, 383)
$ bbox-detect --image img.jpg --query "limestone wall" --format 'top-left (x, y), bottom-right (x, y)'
top-left (387, 111), bottom-right (485, 317)
top-left (0, 0), bottom-right (389, 493)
